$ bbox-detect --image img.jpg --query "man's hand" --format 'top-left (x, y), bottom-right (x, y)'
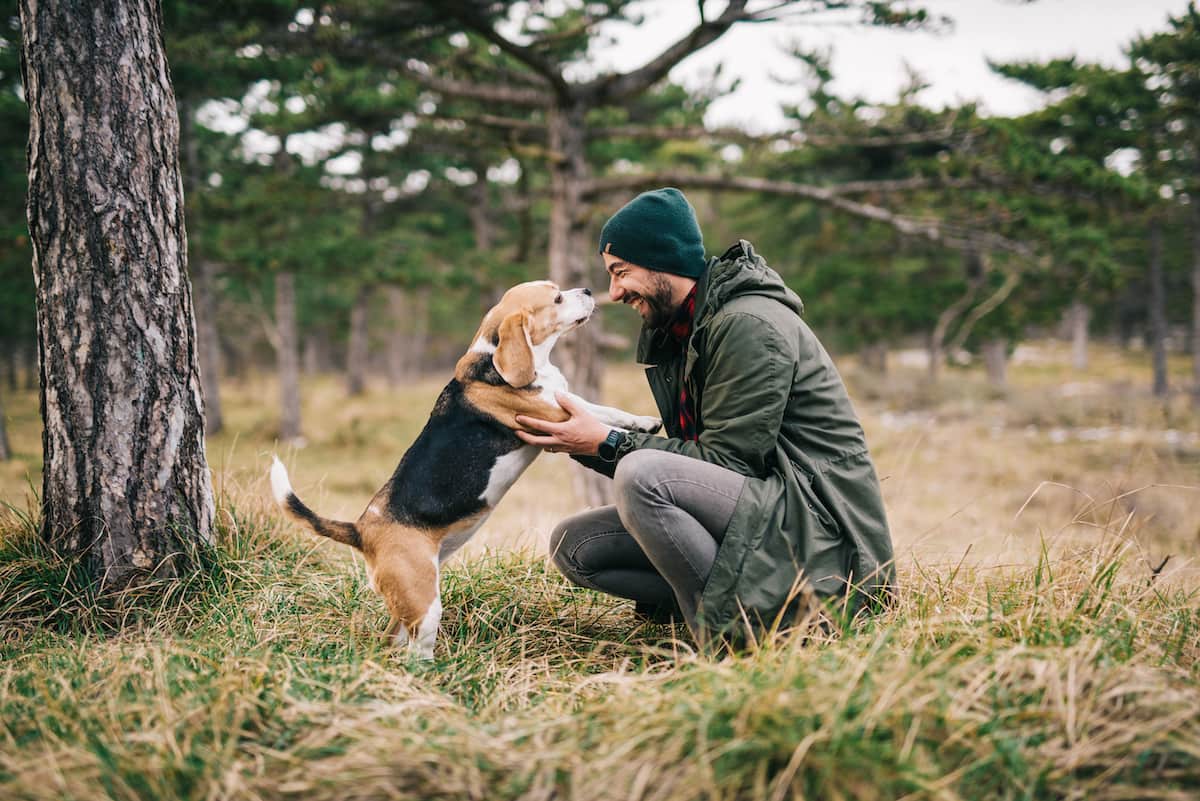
top-left (515, 393), bottom-right (612, 455)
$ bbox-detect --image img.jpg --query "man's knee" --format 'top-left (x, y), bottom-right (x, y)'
top-left (548, 517), bottom-right (578, 572)
top-left (614, 449), bottom-right (671, 519)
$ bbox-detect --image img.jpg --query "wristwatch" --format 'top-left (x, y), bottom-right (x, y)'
top-left (597, 428), bottom-right (626, 462)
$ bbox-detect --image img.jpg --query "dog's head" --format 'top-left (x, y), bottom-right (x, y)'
top-left (479, 281), bottom-right (594, 387)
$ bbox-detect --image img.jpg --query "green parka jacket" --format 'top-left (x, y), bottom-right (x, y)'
top-left (591, 241), bottom-right (896, 643)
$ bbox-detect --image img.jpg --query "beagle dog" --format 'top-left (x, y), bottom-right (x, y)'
top-left (270, 280), bottom-right (660, 659)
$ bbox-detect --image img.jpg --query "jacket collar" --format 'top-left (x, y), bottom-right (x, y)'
top-left (635, 240), bottom-right (754, 366)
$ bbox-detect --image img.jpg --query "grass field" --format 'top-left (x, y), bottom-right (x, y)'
top-left (1, 341), bottom-right (1198, 799)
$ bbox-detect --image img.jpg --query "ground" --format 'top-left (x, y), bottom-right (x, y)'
top-left (0, 341), bottom-right (1197, 799)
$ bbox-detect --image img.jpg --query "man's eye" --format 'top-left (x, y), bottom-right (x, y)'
top-left (554, 294), bottom-right (563, 304)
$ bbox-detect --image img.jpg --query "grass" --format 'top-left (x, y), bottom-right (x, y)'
top-left (1, 501), bottom-right (1197, 799)
top-left (0, 340), bottom-right (1198, 799)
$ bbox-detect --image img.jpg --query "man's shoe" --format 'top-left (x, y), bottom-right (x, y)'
top-left (633, 600), bottom-right (683, 625)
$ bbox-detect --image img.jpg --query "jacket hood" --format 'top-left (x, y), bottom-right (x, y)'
top-left (636, 240), bottom-right (803, 365)
top-left (697, 240), bottom-right (804, 322)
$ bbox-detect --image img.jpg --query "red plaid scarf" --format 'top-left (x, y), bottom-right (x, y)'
top-left (667, 284), bottom-right (699, 441)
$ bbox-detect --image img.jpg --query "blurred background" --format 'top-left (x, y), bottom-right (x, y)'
top-left (0, 0), bottom-right (1197, 573)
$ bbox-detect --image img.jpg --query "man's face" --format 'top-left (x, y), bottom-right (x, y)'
top-left (603, 253), bottom-right (677, 329)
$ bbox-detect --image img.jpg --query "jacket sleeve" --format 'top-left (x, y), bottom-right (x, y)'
top-left (619, 311), bottom-right (792, 478)
top-left (569, 453), bottom-right (616, 478)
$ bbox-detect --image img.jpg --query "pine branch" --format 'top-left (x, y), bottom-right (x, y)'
top-left (403, 61), bottom-right (554, 107)
top-left (581, 0), bottom-right (753, 104)
top-left (441, 2), bottom-right (572, 99)
top-left (585, 123), bottom-right (961, 148)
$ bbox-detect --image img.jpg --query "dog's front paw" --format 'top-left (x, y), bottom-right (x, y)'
top-left (630, 415), bottom-right (662, 434)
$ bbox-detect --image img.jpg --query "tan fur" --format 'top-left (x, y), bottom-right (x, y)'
top-left (493, 310), bottom-right (536, 387)
top-left (463, 382), bottom-right (570, 430)
top-left (276, 280), bottom-right (586, 657)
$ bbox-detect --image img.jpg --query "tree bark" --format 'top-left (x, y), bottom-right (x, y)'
top-left (1149, 216), bottom-right (1169, 398)
top-left (180, 104), bottom-right (223, 435)
top-left (548, 104), bottom-right (609, 507)
top-left (2, 343), bottom-right (15, 391)
top-left (1069, 299), bottom-right (1090, 372)
top-left (21, 0), bottom-right (215, 587)
top-left (0, 390), bottom-right (10, 461)
top-left (982, 339), bottom-right (1008, 390)
top-left (346, 285), bottom-right (371, 396)
top-left (1192, 201), bottom-right (1200, 407)
top-left (860, 342), bottom-right (888, 374)
top-left (275, 271), bottom-right (302, 441)
top-left (926, 330), bottom-right (942, 383)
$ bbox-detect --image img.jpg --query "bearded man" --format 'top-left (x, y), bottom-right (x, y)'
top-left (516, 187), bottom-right (895, 645)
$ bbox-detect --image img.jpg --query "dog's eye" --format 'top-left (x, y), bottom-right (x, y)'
top-left (554, 294), bottom-right (563, 304)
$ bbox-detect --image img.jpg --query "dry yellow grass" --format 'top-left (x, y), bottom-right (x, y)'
top-left (1, 339), bottom-right (1198, 800)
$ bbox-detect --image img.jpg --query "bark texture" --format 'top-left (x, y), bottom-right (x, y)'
top-left (1069, 299), bottom-right (1090, 372)
top-left (21, 0), bottom-right (214, 586)
top-left (0, 391), bottom-right (10, 461)
top-left (982, 339), bottom-right (1008, 390)
top-left (1192, 202), bottom-right (1200, 407)
top-left (346, 285), bottom-right (370, 396)
top-left (1148, 217), bottom-right (1169, 398)
top-left (275, 271), bottom-right (302, 441)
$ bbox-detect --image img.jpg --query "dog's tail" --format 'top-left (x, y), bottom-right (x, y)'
top-left (270, 456), bottom-right (362, 550)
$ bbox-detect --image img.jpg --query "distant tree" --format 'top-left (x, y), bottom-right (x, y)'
top-left (19, 0), bottom-right (214, 587)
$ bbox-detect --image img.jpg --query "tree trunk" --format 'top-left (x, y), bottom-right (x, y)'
top-left (180, 103), bottom-right (223, 435)
top-left (1149, 217), bottom-right (1169, 398)
top-left (303, 335), bottom-right (321, 376)
top-left (21, 0), bottom-right (215, 587)
top-left (860, 342), bottom-right (888, 374)
top-left (2, 343), bottom-right (15, 391)
top-left (982, 339), bottom-right (1008, 390)
top-left (275, 271), bottom-right (302, 441)
top-left (548, 104), bottom-right (609, 507)
top-left (926, 330), bottom-right (942, 383)
top-left (0, 390), bottom-right (10, 461)
top-left (387, 287), bottom-right (412, 385)
top-left (1192, 201), bottom-right (1200, 407)
top-left (346, 285), bottom-right (370, 396)
top-left (1069, 299), bottom-right (1090, 372)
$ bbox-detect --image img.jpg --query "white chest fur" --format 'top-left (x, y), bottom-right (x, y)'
top-left (533, 362), bottom-right (569, 406)
top-left (479, 445), bottom-right (540, 509)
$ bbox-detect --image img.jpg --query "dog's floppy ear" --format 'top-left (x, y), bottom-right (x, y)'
top-left (494, 310), bottom-right (536, 387)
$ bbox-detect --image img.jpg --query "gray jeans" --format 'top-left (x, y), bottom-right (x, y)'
top-left (549, 449), bottom-right (746, 636)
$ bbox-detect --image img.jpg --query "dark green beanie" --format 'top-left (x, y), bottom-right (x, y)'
top-left (598, 187), bottom-right (706, 278)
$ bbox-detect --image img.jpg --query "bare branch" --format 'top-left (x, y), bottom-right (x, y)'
top-left (946, 267), bottom-right (1022, 353)
top-left (402, 62), bottom-right (553, 107)
top-left (586, 123), bottom-right (962, 148)
top-left (441, 3), bottom-right (572, 99)
top-left (582, 0), bottom-right (752, 104)
top-left (582, 170), bottom-right (1036, 258)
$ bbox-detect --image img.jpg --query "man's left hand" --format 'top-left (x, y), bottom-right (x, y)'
top-left (515, 393), bottom-right (611, 455)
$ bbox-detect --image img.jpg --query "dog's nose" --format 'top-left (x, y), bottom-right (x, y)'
top-left (582, 288), bottom-right (592, 296)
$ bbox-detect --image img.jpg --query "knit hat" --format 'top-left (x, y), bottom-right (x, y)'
top-left (598, 187), bottom-right (706, 278)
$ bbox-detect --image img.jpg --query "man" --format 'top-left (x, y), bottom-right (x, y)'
top-left (515, 187), bottom-right (895, 646)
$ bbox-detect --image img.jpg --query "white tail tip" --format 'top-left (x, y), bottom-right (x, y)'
top-left (269, 456), bottom-right (293, 505)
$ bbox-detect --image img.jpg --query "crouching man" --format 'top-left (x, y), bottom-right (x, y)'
top-left (516, 188), bottom-right (895, 646)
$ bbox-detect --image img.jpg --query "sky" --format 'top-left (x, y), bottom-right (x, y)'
top-left (577, 0), bottom-right (1194, 132)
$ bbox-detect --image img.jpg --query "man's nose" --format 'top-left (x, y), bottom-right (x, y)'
top-left (608, 276), bottom-right (622, 300)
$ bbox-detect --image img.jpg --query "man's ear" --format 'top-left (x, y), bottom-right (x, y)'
top-left (494, 310), bottom-right (536, 387)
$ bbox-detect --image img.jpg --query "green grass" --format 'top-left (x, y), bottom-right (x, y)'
top-left (1, 499), bottom-right (1197, 800)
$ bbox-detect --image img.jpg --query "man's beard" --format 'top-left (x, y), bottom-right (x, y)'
top-left (630, 273), bottom-right (677, 329)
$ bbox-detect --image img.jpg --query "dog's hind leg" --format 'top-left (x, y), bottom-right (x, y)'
top-left (376, 549), bottom-right (440, 660)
